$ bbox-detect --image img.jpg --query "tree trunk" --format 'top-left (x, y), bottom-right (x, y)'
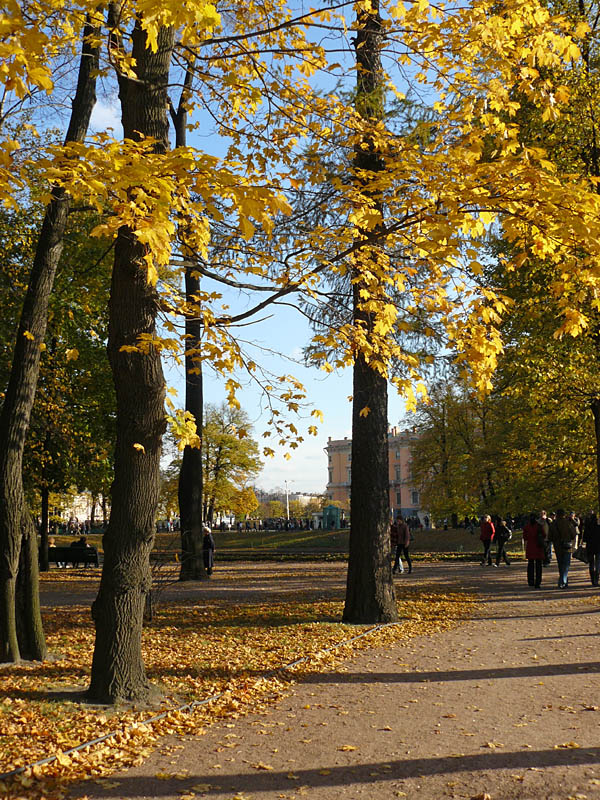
top-left (88, 21), bottom-right (174, 704)
top-left (172, 68), bottom-right (206, 581)
top-left (344, 338), bottom-right (397, 622)
top-left (178, 270), bottom-right (205, 580)
top-left (592, 399), bottom-right (600, 512)
top-left (0, 19), bottom-right (99, 662)
top-left (39, 484), bottom-right (49, 572)
top-left (343, 0), bottom-right (397, 624)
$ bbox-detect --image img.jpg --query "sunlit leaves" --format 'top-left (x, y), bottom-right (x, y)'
top-left (0, 570), bottom-right (476, 797)
top-left (2, 0), bottom-right (600, 428)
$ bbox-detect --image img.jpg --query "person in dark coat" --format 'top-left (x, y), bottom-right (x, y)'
top-left (583, 513), bottom-right (600, 586)
top-left (202, 525), bottom-right (215, 576)
top-left (494, 519), bottom-right (512, 567)
top-left (396, 515), bottom-right (412, 574)
top-left (550, 509), bottom-right (576, 589)
top-left (522, 512), bottom-right (545, 588)
top-left (390, 520), bottom-right (403, 574)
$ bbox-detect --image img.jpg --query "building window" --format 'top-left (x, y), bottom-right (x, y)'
top-left (328, 469), bottom-right (333, 484)
top-left (347, 453), bottom-right (351, 462)
top-left (395, 465), bottom-right (401, 481)
top-left (395, 449), bottom-right (401, 459)
top-left (411, 490), bottom-right (419, 505)
top-left (396, 492), bottom-right (402, 505)
top-left (347, 468), bottom-right (351, 482)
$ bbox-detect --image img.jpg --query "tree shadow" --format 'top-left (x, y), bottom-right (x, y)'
top-left (295, 660), bottom-right (600, 685)
top-left (72, 746), bottom-right (600, 798)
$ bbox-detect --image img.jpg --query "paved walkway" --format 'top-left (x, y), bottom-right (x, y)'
top-left (76, 560), bottom-right (600, 800)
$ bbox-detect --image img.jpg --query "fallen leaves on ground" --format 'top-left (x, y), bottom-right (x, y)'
top-left (0, 570), bottom-right (476, 799)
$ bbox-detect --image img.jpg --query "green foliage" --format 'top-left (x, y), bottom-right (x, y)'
top-left (0, 199), bottom-right (115, 512)
top-left (202, 403), bottom-right (262, 521)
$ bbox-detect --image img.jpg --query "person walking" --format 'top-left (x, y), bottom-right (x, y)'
top-left (202, 524), bottom-right (216, 576)
top-left (391, 519), bottom-right (404, 574)
top-left (569, 511), bottom-right (581, 549)
top-left (538, 510), bottom-right (552, 566)
top-left (550, 509), bottom-right (576, 588)
top-left (583, 512), bottom-right (600, 586)
top-left (494, 518), bottom-right (512, 566)
top-left (522, 512), bottom-right (545, 588)
top-left (397, 515), bottom-right (412, 574)
top-left (480, 515), bottom-right (495, 566)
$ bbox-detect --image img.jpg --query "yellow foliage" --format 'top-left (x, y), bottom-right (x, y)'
top-left (167, 408), bottom-right (201, 450)
top-left (0, 569), bottom-right (476, 796)
top-left (1, 0), bottom-right (599, 419)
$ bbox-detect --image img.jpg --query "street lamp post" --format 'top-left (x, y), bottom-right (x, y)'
top-left (285, 480), bottom-right (290, 521)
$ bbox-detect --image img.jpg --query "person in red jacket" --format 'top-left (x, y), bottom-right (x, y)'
top-left (522, 512), bottom-right (545, 588)
top-left (480, 515), bottom-right (495, 566)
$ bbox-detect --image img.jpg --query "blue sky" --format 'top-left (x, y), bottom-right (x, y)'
top-left (163, 304), bottom-right (407, 495)
top-left (89, 75), bottom-right (408, 496)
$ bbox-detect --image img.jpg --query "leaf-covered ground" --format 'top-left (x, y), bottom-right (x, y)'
top-left (0, 566), bottom-right (477, 799)
top-left (67, 561), bottom-right (600, 800)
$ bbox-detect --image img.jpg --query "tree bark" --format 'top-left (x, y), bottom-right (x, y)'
top-left (0, 19), bottom-right (99, 662)
top-left (592, 399), bottom-right (600, 512)
top-left (343, 0), bottom-right (397, 624)
top-left (39, 484), bottom-right (49, 572)
top-left (344, 353), bottom-right (397, 621)
top-left (178, 267), bottom-right (205, 581)
top-left (88, 20), bottom-right (174, 704)
top-left (172, 64), bottom-right (206, 581)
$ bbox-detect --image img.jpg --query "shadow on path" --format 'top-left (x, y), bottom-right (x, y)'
top-left (86, 746), bottom-right (600, 797)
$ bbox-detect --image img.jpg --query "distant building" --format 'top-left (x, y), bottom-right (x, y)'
top-left (325, 426), bottom-right (423, 520)
top-left (253, 488), bottom-right (322, 507)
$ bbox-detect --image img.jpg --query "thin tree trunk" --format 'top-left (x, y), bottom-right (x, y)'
top-left (592, 399), bottom-right (600, 512)
top-left (178, 270), bottom-right (205, 580)
top-left (39, 484), bottom-right (49, 572)
top-left (89, 20), bottom-right (174, 704)
top-left (343, 0), bottom-right (397, 624)
top-left (172, 63), bottom-right (206, 581)
top-left (0, 19), bottom-right (99, 662)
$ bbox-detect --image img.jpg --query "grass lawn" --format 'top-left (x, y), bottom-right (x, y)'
top-left (154, 526), bottom-right (526, 560)
top-left (47, 527), bottom-right (526, 561)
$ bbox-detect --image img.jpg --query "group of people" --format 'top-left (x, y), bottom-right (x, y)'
top-left (480, 510), bottom-right (600, 589)
top-left (479, 515), bottom-right (513, 568)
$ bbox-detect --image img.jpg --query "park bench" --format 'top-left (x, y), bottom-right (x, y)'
top-left (47, 545), bottom-right (99, 568)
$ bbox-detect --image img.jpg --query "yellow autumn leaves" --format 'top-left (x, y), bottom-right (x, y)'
top-left (2, 0), bottom-right (599, 414)
top-left (0, 570), bottom-right (476, 797)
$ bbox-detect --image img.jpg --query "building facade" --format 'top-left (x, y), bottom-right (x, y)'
top-left (325, 426), bottom-right (422, 520)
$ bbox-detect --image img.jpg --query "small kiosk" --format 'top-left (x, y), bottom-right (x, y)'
top-left (322, 504), bottom-right (342, 530)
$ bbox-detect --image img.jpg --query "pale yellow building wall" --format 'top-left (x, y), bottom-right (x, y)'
top-left (325, 427), bottom-right (422, 518)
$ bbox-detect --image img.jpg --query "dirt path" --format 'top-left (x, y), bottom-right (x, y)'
top-left (73, 560), bottom-right (600, 800)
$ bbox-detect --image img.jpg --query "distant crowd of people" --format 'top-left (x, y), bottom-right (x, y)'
top-left (479, 510), bottom-right (600, 589)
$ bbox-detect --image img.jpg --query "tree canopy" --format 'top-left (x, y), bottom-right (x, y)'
top-left (3, 0), bottom-right (600, 691)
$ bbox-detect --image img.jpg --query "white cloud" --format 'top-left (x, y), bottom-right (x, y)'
top-left (90, 97), bottom-right (122, 136)
top-left (257, 436), bottom-right (328, 494)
